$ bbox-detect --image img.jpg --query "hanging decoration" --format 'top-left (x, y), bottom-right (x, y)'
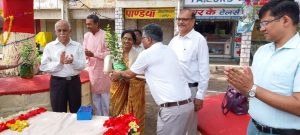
top-left (1, 15), bottom-right (13, 45)
top-left (237, 0), bottom-right (256, 33)
top-left (1, 36), bottom-right (34, 47)
top-left (237, 0), bottom-right (270, 33)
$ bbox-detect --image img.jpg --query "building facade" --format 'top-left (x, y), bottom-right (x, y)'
top-left (115, 0), bottom-right (179, 45)
top-left (34, 0), bottom-right (116, 44)
top-left (32, 0), bottom-right (271, 66)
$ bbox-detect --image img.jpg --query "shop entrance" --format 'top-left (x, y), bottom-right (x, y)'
top-left (194, 20), bottom-right (238, 63)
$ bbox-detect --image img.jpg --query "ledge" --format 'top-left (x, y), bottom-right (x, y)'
top-left (0, 70), bottom-right (90, 95)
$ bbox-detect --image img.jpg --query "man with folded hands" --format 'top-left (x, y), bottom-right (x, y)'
top-left (40, 20), bottom-right (86, 113)
top-left (110, 23), bottom-right (193, 135)
top-left (225, 0), bottom-right (300, 134)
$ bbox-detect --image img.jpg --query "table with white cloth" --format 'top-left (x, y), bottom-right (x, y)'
top-left (1, 112), bottom-right (108, 135)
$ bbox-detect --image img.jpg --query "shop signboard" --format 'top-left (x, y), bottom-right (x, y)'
top-left (253, 0), bottom-right (269, 6)
top-left (124, 8), bottom-right (175, 19)
top-left (184, 0), bottom-right (243, 7)
top-left (193, 8), bottom-right (241, 20)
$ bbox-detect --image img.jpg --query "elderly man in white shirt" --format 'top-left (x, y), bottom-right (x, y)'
top-left (169, 9), bottom-right (210, 135)
top-left (40, 20), bottom-right (86, 113)
top-left (110, 23), bottom-right (194, 135)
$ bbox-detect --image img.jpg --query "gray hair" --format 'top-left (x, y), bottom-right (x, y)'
top-left (54, 20), bottom-right (71, 31)
top-left (142, 23), bottom-right (163, 42)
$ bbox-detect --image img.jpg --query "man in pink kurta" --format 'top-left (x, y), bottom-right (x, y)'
top-left (83, 14), bottom-right (110, 116)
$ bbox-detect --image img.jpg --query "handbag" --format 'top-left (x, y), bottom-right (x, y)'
top-left (221, 85), bottom-right (249, 115)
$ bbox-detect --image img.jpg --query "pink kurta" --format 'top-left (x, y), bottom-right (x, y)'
top-left (83, 30), bottom-right (110, 94)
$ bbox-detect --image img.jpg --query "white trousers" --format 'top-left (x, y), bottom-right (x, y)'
top-left (157, 102), bottom-right (194, 135)
top-left (186, 86), bottom-right (198, 135)
top-left (92, 92), bottom-right (110, 116)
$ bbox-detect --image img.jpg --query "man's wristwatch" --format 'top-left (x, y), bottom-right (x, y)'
top-left (248, 85), bottom-right (257, 98)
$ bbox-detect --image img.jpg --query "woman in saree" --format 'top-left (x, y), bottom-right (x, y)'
top-left (109, 29), bottom-right (146, 134)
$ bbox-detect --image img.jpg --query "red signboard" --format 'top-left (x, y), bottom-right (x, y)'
top-left (3, 0), bottom-right (34, 34)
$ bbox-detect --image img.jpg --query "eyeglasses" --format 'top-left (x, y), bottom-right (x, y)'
top-left (176, 18), bottom-right (193, 22)
top-left (260, 17), bottom-right (282, 28)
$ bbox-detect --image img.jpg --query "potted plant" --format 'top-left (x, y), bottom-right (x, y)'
top-left (104, 25), bottom-right (126, 71)
top-left (20, 43), bottom-right (35, 78)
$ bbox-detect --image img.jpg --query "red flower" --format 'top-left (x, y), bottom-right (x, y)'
top-left (103, 128), bottom-right (116, 135)
top-left (37, 107), bottom-right (47, 113)
top-left (5, 119), bottom-right (16, 125)
top-left (103, 113), bottom-right (140, 135)
top-left (0, 123), bottom-right (8, 132)
top-left (17, 114), bottom-right (29, 120)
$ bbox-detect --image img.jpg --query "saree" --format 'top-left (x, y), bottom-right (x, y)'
top-left (109, 49), bottom-right (145, 134)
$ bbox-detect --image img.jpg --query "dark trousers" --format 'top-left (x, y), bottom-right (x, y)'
top-left (50, 75), bottom-right (81, 113)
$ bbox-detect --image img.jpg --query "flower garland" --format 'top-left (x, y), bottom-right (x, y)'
top-left (1, 15), bottom-right (14, 45)
top-left (103, 113), bottom-right (140, 135)
top-left (0, 107), bottom-right (47, 132)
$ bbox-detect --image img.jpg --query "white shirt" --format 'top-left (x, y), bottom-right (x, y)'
top-left (133, 43), bottom-right (144, 53)
top-left (40, 38), bottom-right (86, 77)
top-left (169, 29), bottom-right (210, 100)
top-left (130, 42), bottom-right (191, 105)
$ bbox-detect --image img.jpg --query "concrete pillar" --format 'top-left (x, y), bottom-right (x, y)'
top-left (40, 20), bottom-right (47, 32)
top-left (174, 1), bottom-right (180, 35)
top-left (76, 20), bottom-right (84, 44)
top-left (61, 0), bottom-right (70, 21)
top-left (115, 7), bottom-right (124, 44)
top-left (239, 32), bottom-right (251, 66)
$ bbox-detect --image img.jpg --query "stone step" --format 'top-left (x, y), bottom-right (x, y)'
top-left (209, 64), bottom-right (242, 73)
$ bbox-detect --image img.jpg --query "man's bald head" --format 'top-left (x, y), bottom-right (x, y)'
top-left (55, 20), bottom-right (71, 31)
top-left (54, 20), bottom-right (72, 45)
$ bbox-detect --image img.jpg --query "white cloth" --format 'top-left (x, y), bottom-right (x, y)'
top-left (133, 43), bottom-right (144, 53)
top-left (92, 92), bottom-right (110, 116)
top-left (130, 42), bottom-right (191, 105)
top-left (40, 39), bottom-right (86, 77)
top-left (1, 112), bottom-right (108, 135)
top-left (169, 29), bottom-right (210, 100)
